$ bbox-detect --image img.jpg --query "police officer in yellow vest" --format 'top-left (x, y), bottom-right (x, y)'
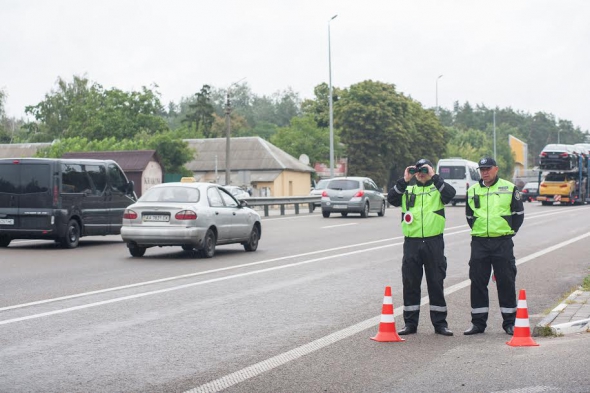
top-left (464, 157), bottom-right (524, 336)
top-left (388, 158), bottom-right (456, 336)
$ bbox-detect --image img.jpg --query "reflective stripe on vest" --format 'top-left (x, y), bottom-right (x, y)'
top-left (401, 184), bottom-right (445, 238)
top-left (467, 178), bottom-right (516, 237)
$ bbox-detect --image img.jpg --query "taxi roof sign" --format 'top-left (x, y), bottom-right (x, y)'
top-left (180, 177), bottom-right (196, 183)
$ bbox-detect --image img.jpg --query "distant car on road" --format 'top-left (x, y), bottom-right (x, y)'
top-left (121, 182), bottom-right (261, 258)
top-left (320, 177), bottom-right (386, 218)
top-left (222, 185), bottom-right (250, 200)
top-left (520, 181), bottom-right (540, 202)
top-left (309, 178), bottom-right (332, 211)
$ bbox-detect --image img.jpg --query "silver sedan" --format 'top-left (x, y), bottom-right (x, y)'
top-left (120, 182), bottom-right (261, 258)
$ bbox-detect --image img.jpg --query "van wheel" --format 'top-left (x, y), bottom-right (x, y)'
top-left (243, 225), bottom-right (260, 252)
top-left (0, 236), bottom-right (10, 247)
top-left (451, 201), bottom-right (457, 206)
top-left (322, 210), bottom-right (330, 218)
top-left (129, 244), bottom-right (146, 257)
top-left (182, 245), bottom-right (194, 251)
top-left (541, 201), bottom-right (552, 206)
top-left (198, 229), bottom-right (216, 258)
top-left (60, 220), bottom-right (80, 249)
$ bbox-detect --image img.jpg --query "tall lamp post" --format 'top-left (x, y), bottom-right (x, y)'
top-left (558, 129), bottom-right (561, 144)
top-left (328, 14), bottom-right (338, 178)
top-left (435, 74), bottom-right (443, 116)
top-left (224, 78), bottom-right (246, 185)
top-left (493, 109), bottom-right (497, 160)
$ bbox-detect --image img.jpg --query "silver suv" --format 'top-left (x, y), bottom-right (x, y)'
top-left (320, 177), bottom-right (386, 218)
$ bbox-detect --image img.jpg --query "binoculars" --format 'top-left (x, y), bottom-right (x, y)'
top-left (408, 166), bottom-right (429, 175)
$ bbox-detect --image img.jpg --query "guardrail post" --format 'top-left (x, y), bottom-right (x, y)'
top-left (264, 205), bottom-right (269, 217)
top-left (294, 204), bottom-right (299, 214)
top-left (280, 205), bottom-right (285, 215)
top-left (308, 203), bottom-right (314, 213)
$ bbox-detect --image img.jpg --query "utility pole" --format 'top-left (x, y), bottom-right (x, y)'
top-left (224, 78), bottom-right (246, 185)
top-left (225, 91), bottom-right (231, 185)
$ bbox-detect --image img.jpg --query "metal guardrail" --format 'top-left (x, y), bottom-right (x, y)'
top-left (242, 194), bottom-right (391, 217)
top-left (242, 196), bottom-right (321, 217)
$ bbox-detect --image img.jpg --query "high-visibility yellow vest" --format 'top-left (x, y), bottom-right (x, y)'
top-left (467, 179), bottom-right (516, 237)
top-left (401, 184), bottom-right (446, 238)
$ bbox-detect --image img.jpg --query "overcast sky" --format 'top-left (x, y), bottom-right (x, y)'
top-left (2, 0), bottom-right (589, 132)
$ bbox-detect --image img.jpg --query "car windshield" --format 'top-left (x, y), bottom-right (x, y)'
top-left (328, 179), bottom-right (360, 190)
top-left (139, 186), bottom-right (200, 202)
top-left (315, 179), bottom-right (330, 190)
top-left (544, 173), bottom-right (568, 182)
top-left (523, 182), bottom-right (538, 189)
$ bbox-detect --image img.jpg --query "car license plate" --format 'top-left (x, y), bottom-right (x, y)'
top-left (0, 218), bottom-right (14, 225)
top-left (548, 154), bottom-right (558, 158)
top-left (143, 215), bottom-right (170, 222)
top-left (334, 205), bottom-right (347, 209)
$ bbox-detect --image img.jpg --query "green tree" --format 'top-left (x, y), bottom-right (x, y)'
top-left (36, 132), bottom-right (194, 175)
top-left (335, 80), bottom-right (446, 188)
top-left (0, 89), bottom-right (9, 143)
top-left (301, 83), bottom-right (342, 129)
top-left (24, 76), bottom-right (168, 141)
top-left (270, 114), bottom-right (339, 168)
top-left (183, 85), bottom-right (215, 137)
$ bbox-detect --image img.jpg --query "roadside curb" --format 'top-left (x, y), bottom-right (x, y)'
top-left (534, 289), bottom-right (590, 336)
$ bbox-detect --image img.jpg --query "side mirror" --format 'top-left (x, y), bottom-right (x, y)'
top-left (127, 180), bottom-right (135, 194)
top-left (240, 199), bottom-right (249, 207)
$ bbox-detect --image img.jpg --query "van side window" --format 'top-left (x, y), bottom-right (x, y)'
top-left (62, 164), bottom-right (92, 193)
top-left (107, 164), bottom-right (128, 193)
top-left (86, 165), bottom-right (107, 195)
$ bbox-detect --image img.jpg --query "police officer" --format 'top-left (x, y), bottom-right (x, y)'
top-left (388, 158), bottom-right (456, 336)
top-left (464, 157), bottom-right (524, 335)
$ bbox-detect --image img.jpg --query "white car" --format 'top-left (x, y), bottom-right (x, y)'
top-left (309, 178), bottom-right (332, 210)
top-left (222, 185), bottom-right (251, 200)
top-left (121, 182), bottom-right (261, 258)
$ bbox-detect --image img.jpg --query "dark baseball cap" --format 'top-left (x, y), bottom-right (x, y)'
top-left (415, 158), bottom-right (434, 168)
top-left (478, 157), bottom-right (497, 168)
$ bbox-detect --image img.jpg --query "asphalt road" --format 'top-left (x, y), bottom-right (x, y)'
top-left (1, 202), bottom-right (589, 393)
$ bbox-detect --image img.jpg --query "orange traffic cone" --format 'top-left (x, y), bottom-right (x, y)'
top-left (506, 289), bottom-right (539, 347)
top-left (371, 286), bottom-right (405, 342)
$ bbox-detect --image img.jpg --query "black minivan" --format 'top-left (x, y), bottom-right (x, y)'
top-left (0, 158), bottom-right (136, 248)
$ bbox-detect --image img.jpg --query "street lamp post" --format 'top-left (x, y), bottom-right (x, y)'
top-left (328, 14), bottom-right (338, 178)
top-left (493, 109), bottom-right (497, 160)
top-left (558, 130), bottom-right (561, 144)
top-left (435, 75), bottom-right (443, 116)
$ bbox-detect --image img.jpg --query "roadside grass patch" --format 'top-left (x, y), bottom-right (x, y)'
top-left (542, 285), bottom-right (579, 314)
top-left (582, 274), bottom-right (590, 291)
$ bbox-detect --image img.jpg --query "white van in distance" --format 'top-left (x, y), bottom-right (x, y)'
top-left (436, 158), bottom-right (480, 206)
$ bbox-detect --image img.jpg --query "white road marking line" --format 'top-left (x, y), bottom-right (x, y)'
top-left (0, 243), bottom-right (400, 326)
top-left (321, 223), bottom-right (358, 229)
top-left (0, 208), bottom-right (576, 313)
top-left (186, 231), bottom-right (590, 393)
top-left (0, 229), bottom-right (470, 325)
